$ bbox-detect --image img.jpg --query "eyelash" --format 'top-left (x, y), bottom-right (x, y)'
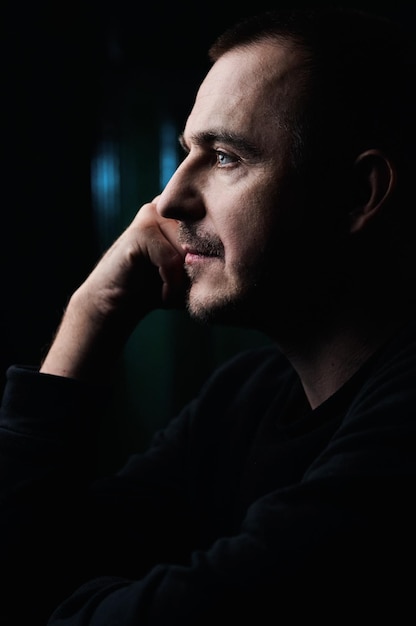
top-left (179, 146), bottom-right (240, 169)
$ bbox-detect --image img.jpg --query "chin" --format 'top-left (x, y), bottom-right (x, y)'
top-left (186, 283), bottom-right (262, 329)
top-left (186, 290), bottom-right (224, 324)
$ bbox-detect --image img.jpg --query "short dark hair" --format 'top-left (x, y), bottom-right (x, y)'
top-left (209, 7), bottom-right (416, 266)
top-left (209, 7), bottom-right (416, 174)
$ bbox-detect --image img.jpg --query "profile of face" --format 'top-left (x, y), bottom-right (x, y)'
top-left (157, 40), bottom-right (333, 332)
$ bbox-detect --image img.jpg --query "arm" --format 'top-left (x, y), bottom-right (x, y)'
top-left (0, 199), bottom-right (189, 625)
top-left (46, 471), bottom-right (416, 626)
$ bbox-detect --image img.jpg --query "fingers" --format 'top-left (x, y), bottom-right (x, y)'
top-left (132, 201), bottom-right (183, 264)
top-left (93, 199), bottom-right (186, 312)
top-left (133, 201), bottom-right (187, 308)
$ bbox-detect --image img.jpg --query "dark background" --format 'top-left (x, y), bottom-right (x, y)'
top-left (2, 0), bottom-right (415, 470)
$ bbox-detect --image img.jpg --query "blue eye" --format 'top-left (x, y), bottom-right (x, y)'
top-left (216, 150), bottom-right (236, 166)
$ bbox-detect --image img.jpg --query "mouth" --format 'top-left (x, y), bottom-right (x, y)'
top-left (179, 226), bottom-right (225, 265)
top-left (183, 246), bottom-right (214, 264)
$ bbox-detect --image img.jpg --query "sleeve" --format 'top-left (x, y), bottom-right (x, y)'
top-left (46, 477), bottom-right (416, 625)
top-left (0, 365), bottom-right (196, 626)
top-left (0, 365), bottom-right (107, 625)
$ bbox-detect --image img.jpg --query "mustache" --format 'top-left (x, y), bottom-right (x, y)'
top-left (178, 224), bottom-right (224, 257)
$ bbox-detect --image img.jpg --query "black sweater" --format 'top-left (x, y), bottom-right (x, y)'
top-left (1, 319), bottom-right (416, 625)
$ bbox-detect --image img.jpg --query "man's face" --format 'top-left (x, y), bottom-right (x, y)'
top-left (157, 40), bottom-right (315, 330)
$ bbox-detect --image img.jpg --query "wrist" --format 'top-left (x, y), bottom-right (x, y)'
top-left (39, 292), bottom-right (128, 382)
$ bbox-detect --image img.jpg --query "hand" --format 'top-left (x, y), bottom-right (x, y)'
top-left (81, 197), bottom-right (187, 315)
top-left (40, 199), bottom-right (188, 380)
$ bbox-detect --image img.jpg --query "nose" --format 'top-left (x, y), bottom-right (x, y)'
top-left (157, 157), bottom-right (205, 222)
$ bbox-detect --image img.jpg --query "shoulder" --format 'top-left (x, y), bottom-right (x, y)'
top-left (311, 317), bottom-right (416, 476)
top-left (357, 316), bottom-right (416, 403)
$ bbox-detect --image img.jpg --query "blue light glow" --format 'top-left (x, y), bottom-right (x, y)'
top-left (159, 120), bottom-right (178, 189)
top-left (91, 141), bottom-right (120, 247)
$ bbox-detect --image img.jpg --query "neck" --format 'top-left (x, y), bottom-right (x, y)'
top-left (271, 299), bottom-right (414, 410)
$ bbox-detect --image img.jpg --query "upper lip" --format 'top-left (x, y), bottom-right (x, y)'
top-left (181, 238), bottom-right (223, 258)
top-left (182, 244), bottom-right (207, 256)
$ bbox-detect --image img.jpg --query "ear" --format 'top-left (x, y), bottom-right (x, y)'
top-left (349, 149), bottom-right (397, 234)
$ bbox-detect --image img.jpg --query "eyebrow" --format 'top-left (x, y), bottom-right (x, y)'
top-left (178, 130), bottom-right (261, 158)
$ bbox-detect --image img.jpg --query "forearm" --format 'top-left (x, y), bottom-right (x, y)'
top-left (39, 289), bottom-right (140, 382)
top-left (45, 473), bottom-right (411, 626)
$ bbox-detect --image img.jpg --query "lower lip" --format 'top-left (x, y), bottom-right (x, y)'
top-left (185, 252), bottom-right (207, 265)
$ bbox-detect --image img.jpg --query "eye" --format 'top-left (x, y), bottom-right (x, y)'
top-left (215, 150), bottom-right (238, 167)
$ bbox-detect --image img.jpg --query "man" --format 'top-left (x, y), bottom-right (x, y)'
top-left (1, 6), bottom-right (416, 625)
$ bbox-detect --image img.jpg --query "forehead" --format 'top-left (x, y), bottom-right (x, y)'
top-left (184, 40), bottom-right (306, 141)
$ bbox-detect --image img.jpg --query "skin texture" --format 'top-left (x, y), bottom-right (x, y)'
top-left (158, 42), bottom-right (308, 326)
top-left (40, 39), bottom-right (400, 408)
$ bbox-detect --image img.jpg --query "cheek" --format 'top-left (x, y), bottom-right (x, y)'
top-left (210, 174), bottom-right (287, 264)
top-left (223, 206), bottom-right (276, 267)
